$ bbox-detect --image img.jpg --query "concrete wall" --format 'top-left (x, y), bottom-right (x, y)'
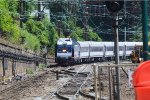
top-left (0, 59), bottom-right (37, 81)
top-left (0, 38), bottom-right (44, 82)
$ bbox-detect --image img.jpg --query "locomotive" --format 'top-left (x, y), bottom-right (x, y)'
top-left (55, 38), bottom-right (142, 65)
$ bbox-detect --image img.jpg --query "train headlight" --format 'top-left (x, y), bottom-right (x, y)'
top-left (62, 49), bottom-right (67, 52)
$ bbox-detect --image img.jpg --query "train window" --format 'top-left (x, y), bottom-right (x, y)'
top-left (91, 46), bottom-right (103, 52)
top-left (106, 46), bottom-right (114, 51)
top-left (119, 46), bottom-right (123, 51)
top-left (57, 45), bottom-right (72, 53)
top-left (127, 46), bottom-right (134, 50)
top-left (80, 47), bottom-right (89, 52)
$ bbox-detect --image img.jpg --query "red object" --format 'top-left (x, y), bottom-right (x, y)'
top-left (132, 60), bottom-right (150, 100)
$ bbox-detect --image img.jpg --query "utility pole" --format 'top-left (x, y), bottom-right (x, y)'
top-left (141, 0), bottom-right (149, 61)
top-left (113, 13), bottom-right (120, 100)
top-left (105, 1), bottom-right (124, 100)
top-left (57, 20), bottom-right (61, 37)
top-left (20, 0), bottom-right (27, 28)
top-left (20, 0), bottom-right (24, 28)
top-left (93, 64), bottom-right (98, 100)
top-left (38, 0), bottom-right (41, 21)
top-left (2, 57), bottom-right (5, 81)
top-left (124, 1), bottom-right (126, 42)
top-left (83, 2), bottom-right (89, 41)
top-left (48, 1), bottom-right (51, 21)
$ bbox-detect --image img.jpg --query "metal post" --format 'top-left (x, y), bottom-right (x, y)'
top-left (124, 1), bottom-right (126, 42)
top-left (93, 64), bottom-right (98, 100)
top-left (48, 2), bottom-right (51, 21)
top-left (20, 0), bottom-right (23, 28)
top-left (35, 61), bottom-right (39, 71)
top-left (113, 14), bottom-right (119, 65)
top-left (98, 67), bottom-right (101, 100)
top-left (108, 67), bottom-right (112, 100)
top-left (113, 13), bottom-right (120, 100)
top-left (112, 73), bottom-right (116, 100)
top-left (83, 4), bottom-right (88, 41)
top-left (124, 27), bottom-right (126, 42)
top-left (38, 0), bottom-right (41, 20)
top-left (12, 59), bottom-right (16, 77)
top-left (2, 57), bottom-right (5, 81)
top-left (57, 20), bottom-right (61, 37)
top-left (56, 70), bottom-right (59, 80)
top-left (141, 0), bottom-right (149, 61)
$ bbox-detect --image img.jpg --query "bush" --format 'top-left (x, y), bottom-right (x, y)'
top-left (38, 64), bottom-right (46, 70)
top-left (26, 68), bottom-right (33, 74)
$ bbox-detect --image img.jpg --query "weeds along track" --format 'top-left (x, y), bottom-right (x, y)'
top-left (0, 70), bottom-right (51, 100)
top-left (0, 65), bottom-right (70, 100)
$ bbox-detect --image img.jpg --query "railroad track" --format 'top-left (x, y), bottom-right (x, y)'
top-left (0, 63), bottom-right (64, 100)
top-left (1, 61), bottom-right (127, 100)
top-left (0, 69), bottom-right (52, 100)
top-left (53, 64), bottom-right (93, 100)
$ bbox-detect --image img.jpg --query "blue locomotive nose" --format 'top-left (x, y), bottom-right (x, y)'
top-left (56, 56), bottom-right (73, 65)
top-left (57, 57), bottom-right (68, 63)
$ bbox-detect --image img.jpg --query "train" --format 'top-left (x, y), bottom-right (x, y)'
top-left (55, 38), bottom-right (142, 65)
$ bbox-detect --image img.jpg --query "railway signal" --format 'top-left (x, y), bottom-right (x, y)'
top-left (105, 1), bottom-right (124, 13)
top-left (105, 1), bottom-right (124, 100)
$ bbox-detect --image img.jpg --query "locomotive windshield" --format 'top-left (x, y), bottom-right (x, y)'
top-left (57, 45), bottom-right (72, 53)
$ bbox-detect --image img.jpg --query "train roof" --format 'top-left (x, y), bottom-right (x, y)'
top-left (124, 42), bottom-right (142, 46)
top-left (103, 42), bottom-right (114, 46)
top-left (57, 38), bottom-right (143, 47)
top-left (78, 41), bottom-right (90, 47)
top-left (57, 38), bottom-right (79, 45)
top-left (135, 42), bottom-right (143, 46)
top-left (88, 41), bottom-right (105, 46)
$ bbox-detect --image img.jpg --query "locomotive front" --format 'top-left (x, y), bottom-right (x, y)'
top-left (55, 38), bottom-right (73, 65)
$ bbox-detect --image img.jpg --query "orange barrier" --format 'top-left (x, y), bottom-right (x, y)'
top-left (132, 60), bottom-right (150, 100)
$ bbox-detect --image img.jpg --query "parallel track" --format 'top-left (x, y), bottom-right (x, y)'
top-left (0, 62), bottom-right (62, 100)
top-left (0, 70), bottom-right (51, 100)
top-left (54, 64), bottom-right (93, 100)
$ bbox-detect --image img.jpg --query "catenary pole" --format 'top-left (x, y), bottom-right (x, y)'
top-left (141, 0), bottom-right (149, 61)
top-left (113, 13), bottom-right (120, 100)
top-left (20, 0), bottom-right (23, 28)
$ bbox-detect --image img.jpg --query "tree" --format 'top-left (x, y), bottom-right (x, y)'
top-left (129, 27), bottom-right (142, 42)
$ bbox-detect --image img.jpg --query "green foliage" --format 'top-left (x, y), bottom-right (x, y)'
top-left (6, 0), bottom-right (18, 13)
top-left (9, 25), bottom-right (21, 43)
top-left (71, 27), bottom-right (84, 41)
top-left (8, 24), bottom-right (41, 52)
top-left (129, 27), bottom-right (142, 42)
top-left (38, 64), bottom-right (46, 70)
top-left (22, 30), bottom-right (41, 51)
top-left (0, 0), bottom-right (102, 56)
top-left (130, 31), bottom-right (150, 42)
top-left (42, 18), bottom-right (59, 45)
top-left (88, 28), bottom-right (102, 41)
top-left (25, 18), bottom-right (59, 53)
top-left (49, 1), bottom-right (67, 13)
top-left (25, 19), bottom-right (49, 45)
top-left (0, 2), bottom-right (13, 34)
top-left (25, 1), bottom-right (37, 15)
top-left (129, 32), bottom-right (142, 42)
top-left (60, 18), bottom-right (102, 41)
top-left (26, 68), bottom-right (33, 74)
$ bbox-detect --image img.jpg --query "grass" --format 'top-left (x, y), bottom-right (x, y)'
top-left (38, 64), bottom-right (46, 71)
top-left (26, 68), bottom-right (33, 74)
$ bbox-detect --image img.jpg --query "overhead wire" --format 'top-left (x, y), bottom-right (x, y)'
top-left (46, 0), bottom-right (147, 37)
